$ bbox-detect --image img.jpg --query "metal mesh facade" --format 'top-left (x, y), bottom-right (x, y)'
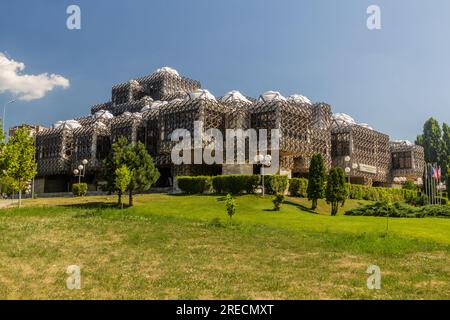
top-left (331, 121), bottom-right (391, 185)
top-left (32, 67), bottom-right (424, 190)
top-left (390, 141), bottom-right (425, 180)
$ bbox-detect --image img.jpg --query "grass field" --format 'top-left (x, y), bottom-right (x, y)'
top-left (0, 194), bottom-right (449, 299)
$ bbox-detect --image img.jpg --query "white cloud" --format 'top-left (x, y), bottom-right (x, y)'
top-left (0, 53), bottom-right (69, 101)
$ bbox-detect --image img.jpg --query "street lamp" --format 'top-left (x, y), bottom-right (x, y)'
top-left (344, 157), bottom-right (358, 182)
top-left (2, 100), bottom-right (16, 132)
top-left (254, 154), bottom-right (272, 197)
top-left (73, 159), bottom-right (88, 184)
top-left (344, 156), bottom-right (351, 184)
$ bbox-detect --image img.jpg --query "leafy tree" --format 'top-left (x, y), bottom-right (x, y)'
top-left (114, 165), bottom-right (131, 209)
top-left (325, 167), bottom-right (348, 216)
top-left (442, 123), bottom-right (450, 176)
top-left (127, 141), bottom-right (160, 206)
top-left (416, 117), bottom-right (444, 167)
top-left (225, 193), bottom-right (236, 220)
top-left (447, 172), bottom-right (450, 197)
top-left (306, 153), bottom-right (326, 210)
top-left (3, 128), bottom-right (37, 207)
top-left (102, 137), bottom-right (134, 205)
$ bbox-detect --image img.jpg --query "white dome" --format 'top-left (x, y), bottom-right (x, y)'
top-left (332, 113), bottom-right (356, 126)
top-left (392, 139), bottom-right (414, 146)
top-left (154, 66), bottom-right (180, 77)
top-left (332, 113), bottom-right (374, 130)
top-left (93, 110), bottom-right (114, 120)
top-left (287, 94), bottom-right (312, 105)
top-left (93, 121), bottom-right (107, 130)
top-left (221, 90), bottom-right (251, 104)
top-left (53, 120), bottom-right (82, 130)
top-left (141, 100), bottom-right (168, 112)
top-left (358, 123), bottom-right (373, 130)
top-left (259, 91), bottom-right (286, 102)
top-left (184, 89), bottom-right (217, 102)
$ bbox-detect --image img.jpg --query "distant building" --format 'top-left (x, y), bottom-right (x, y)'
top-left (9, 123), bottom-right (46, 137)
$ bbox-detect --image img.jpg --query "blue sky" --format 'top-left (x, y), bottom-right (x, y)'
top-left (0, 0), bottom-right (449, 141)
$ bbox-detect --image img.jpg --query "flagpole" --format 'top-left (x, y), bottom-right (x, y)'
top-left (424, 164), bottom-right (429, 205)
top-left (428, 164), bottom-right (434, 204)
top-left (427, 163), bottom-right (433, 204)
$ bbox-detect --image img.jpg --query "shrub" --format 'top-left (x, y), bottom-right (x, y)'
top-left (402, 180), bottom-right (416, 190)
top-left (212, 175), bottom-right (260, 194)
top-left (272, 193), bottom-right (285, 211)
top-left (345, 201), bottom-right (450, 218)
top-left (72, 183), bottom-right (88, 197)
top-left (263, 175), bottom-right (288, 194)
top-left (177, 176), bottom-right (212, 194)
top-left (347, 184), bottom-right (418, 202)
top-left (288, 178), bottom-right (308, 197)
top-left (225, 194), bottom-right (236, 219)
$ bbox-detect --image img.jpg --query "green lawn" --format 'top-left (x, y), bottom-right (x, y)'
top-left (0, 194), bottom-right (449, 299)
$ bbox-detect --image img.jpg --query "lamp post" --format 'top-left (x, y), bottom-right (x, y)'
top-left (73, 159), bottom-right (88, 184)
top-left (254, 154), bottom-right (272, 197)
top-left (2, 100), bottom-right (16, 133)
top-left (344, 156), bottom-right (351, 184)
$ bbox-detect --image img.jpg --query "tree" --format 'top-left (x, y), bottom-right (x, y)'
top-left (114, 165), bottom-right (131, 209)
top-left (442, 123), bottom-right (450, 176)
top-left (307, 153), bottom-right (326, 210)
top-left (2, 128), bottom-right (37, 207)
top-left (102, 137), bottom-right (134, 206)
top-left (416, 117), bottom-right (444, 167)
top-left (225, 193), bottom-right (236, 220)
top-left (127, 141), bottom-right (160, 206)
top-left (325, 167), bottom-right (348, 216)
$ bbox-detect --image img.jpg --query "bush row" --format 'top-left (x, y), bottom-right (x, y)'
top-left (345, 201), bottom-right (450, 218)
top-left (288, 178), bottom-right (308, 197)
top-left (72, 183), bottom-right (88, 196)
top-left (177, 174), bottom-right (289, 194)
top-left (347, 184), bottom-right (417, 202)
top-left (177, 176), bottom-right (212, 194)
top-left (177, 175), bottom-right (421, 204)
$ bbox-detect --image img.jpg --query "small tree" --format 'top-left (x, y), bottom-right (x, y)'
top-left (3, 128), bottom-right (36, 207)
top-left (325, 167), bottom-right (348, 216)
top-left (272, 193), bottom-right (285, 211)
top-left (307, 153), bottom-right (326, 210)
top-left (225, 193), bottom-right (236, 220)
top-left (127, 141), bottom-right (160, 206)
top-left (102, 137), bottom-right (134, 206)
top-left (115, 165), bottom-right (131, 209)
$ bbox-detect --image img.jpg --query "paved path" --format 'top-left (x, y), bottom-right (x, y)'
top-left (0, 199), bottom-right (15, 209)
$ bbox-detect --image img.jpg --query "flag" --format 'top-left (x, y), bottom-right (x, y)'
top-left (437, 166), bottom-right (441, 180)
top-left (431, 166), bottom-right (437, 179)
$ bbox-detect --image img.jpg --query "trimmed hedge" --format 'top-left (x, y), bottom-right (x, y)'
top-left (347, 184), bottom-right (417, 203)
top-left (177, 176), bottom-right (212, 194)
top-left (212, 174), bottom-right (260, 194)
top-left (345, 201), bottom-right (450, 218)
top-left (288, 178), bottom-right (308, 197)
top-left (72, 183), bottom-right (88, 197)
top-left (263, 175), bottom-right (289, 194)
